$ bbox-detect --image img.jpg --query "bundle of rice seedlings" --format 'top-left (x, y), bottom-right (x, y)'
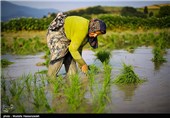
top-left (95, 50), bottom-right (111, 64)
top-left (113, 63), bottom-right (145, 84)
top-left (152, 47), bottom-right (167, 63)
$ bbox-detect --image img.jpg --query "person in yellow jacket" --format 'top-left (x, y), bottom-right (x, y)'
top-left (47, 12), bottom-right (106, 78)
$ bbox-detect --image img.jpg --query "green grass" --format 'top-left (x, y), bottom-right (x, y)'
top-left (1, 29), bottom-right (170, 57)
top-left (98, 29), bottom-right (170, 50)
top-left (1, 36), bottom-right (48, 55)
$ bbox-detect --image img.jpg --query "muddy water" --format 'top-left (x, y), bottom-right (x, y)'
top-left (1, 53), bottom-right (47, 79)
top-left (1, 47), bottom-right (170, 113)
top-left (107, 47), bottom-right (170, 113)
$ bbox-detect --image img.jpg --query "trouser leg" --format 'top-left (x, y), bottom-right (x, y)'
top-left (63, 52), bottom-right (78, 77)
top-left (47, 58), bottom-right (64, 78)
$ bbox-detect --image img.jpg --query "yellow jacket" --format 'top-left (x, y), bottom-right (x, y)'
top-left (64, 16), bottom-right (89, 67)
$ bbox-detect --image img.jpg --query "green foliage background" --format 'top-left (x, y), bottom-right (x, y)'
top-left (2, 5), bottom-right (170, 31)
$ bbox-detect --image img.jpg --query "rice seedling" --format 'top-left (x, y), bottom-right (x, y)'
top-left (1, 74), bottom-right (14, 113)
top-left (87, 64), bottom-right (100, 90)
top-left (113, 63), bottom-right (146, 84)
top-left (47, 75), bottom-right (63, 95)
top-left (152, 46), bottom-right (167, 63)
top-left (9, 79), bottom-right (25, 101)
top-left (3, 36), bottom-right (48, 55)
top-left (86, 64), bottom-right (100, 105)
top-left (93, 62), bottom-right (112, 113)
top-left (1, 73), bottom-right (52, 113)
top-left (1, 63), bottom-right (113, 113)
top-left (64, 73), bottom-right (85, 112)
top-left (151, 33), bottom-right (168, 63)
top-left (32, 85), bottom-right (51, 113)
top-left (7, 75), bottom-right (30, 113)
top-left (35, 70), bottom-right (48, 74)
top-left (1, 59), bottom-right (14, 68)
top-left (95, 50), bottom-right (112, 64)
top-left (88, 50), bottom-right (113, 113)
top-left (125, 46), bottom-right (136, 53)
top-left (103, 63), bottom-right (112, 90)
top-left (31, 74), bottom-right (51, 113)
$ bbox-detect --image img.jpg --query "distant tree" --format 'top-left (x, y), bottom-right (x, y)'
top-left (144, 6), bottom-right (148, 14)
top-left (121, 7), bottom-right (146, 18)
top-left (149, 11), bottom-right (154, 17)
top-left (86, 5), bottom-right (107, 14)
top-left (79, 10), bottom-right (85, 15)
top-left (158, 6), bottom-right (170, 17)
top-left (50, 13), bottom-right (57, 19)
top-left (121, 7), bottom-right (137, 17)
top-left (65, 5), bottom-right (108, 16)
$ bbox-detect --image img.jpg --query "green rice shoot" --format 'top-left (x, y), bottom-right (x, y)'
top-left (113, 63), bottom-right (146, 84)
top-left (95, 50), bottom-right (112, 64)
top-left (1, 59), bottom-right (14, 68)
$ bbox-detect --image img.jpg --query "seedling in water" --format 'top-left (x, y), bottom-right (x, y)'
top-left (95, 50), bottom-right (112, 64)
top-left (1, 59), bottom-right (14, 68)
top-left (113, 63), bottom-right (145, 84)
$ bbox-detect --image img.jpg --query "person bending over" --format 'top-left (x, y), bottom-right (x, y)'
top-left (46, 12), bottom-right (106, 78)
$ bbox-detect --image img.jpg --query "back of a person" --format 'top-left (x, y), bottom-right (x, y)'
top-left (64, 16), bottom-right (89, 41)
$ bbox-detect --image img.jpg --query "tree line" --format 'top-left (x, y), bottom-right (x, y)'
top-left (1, 5), bottom-right (170, 31)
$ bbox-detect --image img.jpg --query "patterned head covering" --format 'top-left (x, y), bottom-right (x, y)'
top-left (48, 12), bottom-right (67, 31)
top-left (88, 19), bottom-right (106, 49)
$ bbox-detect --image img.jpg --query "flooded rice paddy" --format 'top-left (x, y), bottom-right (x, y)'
top-left (1, 46), bottom-right (170, 113)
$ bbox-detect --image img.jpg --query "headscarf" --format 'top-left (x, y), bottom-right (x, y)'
top-left (88, 19), bottom-right (106, 49)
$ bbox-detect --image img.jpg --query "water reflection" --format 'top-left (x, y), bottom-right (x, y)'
top-left (115, 84), bottom-right (139, 101)
top-left (154, 62), bottom-right (164, 70)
